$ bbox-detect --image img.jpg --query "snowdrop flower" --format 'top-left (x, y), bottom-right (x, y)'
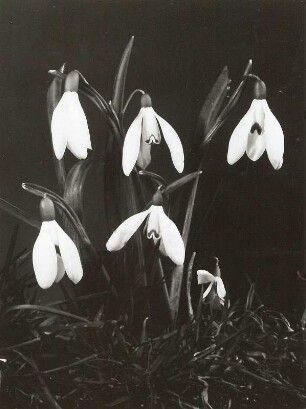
top-left (122, 94), bottom-right (184, 176)
top-left (51, 70), bottom-right (92, 160)
top-left (227, 80), bottom-right (284, 170)
top-left (197, 259), bottom-right (226, 309)
top-left (106, 190), bottom-right (185, 265)
top-left (32, 196), bottom-right (83, 289)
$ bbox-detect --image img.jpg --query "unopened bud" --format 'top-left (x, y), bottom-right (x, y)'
top-left (40, 196), bottom-right (55, 221)
top-left (253, 80), bottom-right (266, 100)
top-left (65, 71), bottom-right (80, 92)
top-left (140, 94), bottom-right (152, 108)
top-left (213, 257), bottom-right (221, 277)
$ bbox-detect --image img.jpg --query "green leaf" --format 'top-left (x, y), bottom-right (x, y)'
top-left (197, 66), bottom-right (230, 138)
top-left (63, 157), bottom-right (95, 222)
top-left (47, 63), bottom-right (66, 194)
top-left (165, 171), bottom-right (202, 195)
top-left (6, 304), bottom-right (90, 323)
top-left (0, 197), bottom-right (40, 229)
top-left (112, 36), bottom-right (134, 115)
top-left (186, 252), bottom-right (196, 321)
top-left (47, 62), bottom-right (65, 124)
top-left (139, 170), bottom-right (166, 188)
top-left (169, 174), bottom-right (200, 324)
top-left (201, 59), bottom-right (253, 148)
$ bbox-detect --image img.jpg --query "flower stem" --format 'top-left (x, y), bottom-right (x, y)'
top-left (122, 88), bottom-right (145, 117)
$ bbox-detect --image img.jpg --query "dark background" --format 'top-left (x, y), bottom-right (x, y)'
top-left (0, 0), bottom-right (304, 310)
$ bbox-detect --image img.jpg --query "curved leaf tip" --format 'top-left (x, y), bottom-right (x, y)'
top-left (112, 36), bottom-right (135, 115)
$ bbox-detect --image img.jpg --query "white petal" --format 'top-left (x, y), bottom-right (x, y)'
top-left (154, 112), bottom-right (184, 173)
top-left (146, 205), bottom-right (161, 239)
top-left (246, 100), bottom-right (266, 161)
top-left (122, 111), bottom-right (143, 176)
top-left (136, 140), bottom-right (152, 169)
top-left (55, 254), bottom-right (66, 283)
top-left (262, 101), bottom-right (284, 170)
top-left (51, 94), bottom-right (69, 160)
top-left (246, 131), bottom-right (266, 161)
top-left (158, 238), bottom-right (167, 257)
top-left (142, 107), bottom-right (161, 144)
top-left (32, 223), bottom-right (57, 289)
top-left (45, 220), bottom-right (60, 245)
top-left (106, 208), bottom-right (151, 251)
top-left (65, 93), bottom-right (92, 159)
top-left (202, 281), bottom-right (214, 299)
top-left (197, 270), bottom-right (215, 285)
top-left (158, 207), bottom-right (185, 265)
top-left (227, 101), bottom-right (255, 165)
top-left (56, 223), bottom-right (83, 284)
top-left (215, 277), bottom-right (226, 299)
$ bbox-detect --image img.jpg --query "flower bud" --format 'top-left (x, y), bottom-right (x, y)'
top-left (253, 80), bottom-right (266, 100)
top-left (140, 94), bottom-right (152, 108)
top-left (152, 189), bottom-right (163, 206)
top-left (213, 257), bottom-right (221, 277)
top-left (40, 196), bottom-right (55, 221)
top-left (65, 71), bottom-right (80, 92)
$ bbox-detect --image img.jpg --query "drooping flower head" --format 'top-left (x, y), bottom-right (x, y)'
top-left (227, 79), bottom-right (284, 170)
top-left (106, 189), bottom-right (185, 265)
top-left (197, 258), bottom-right (226, 309)
top-left (51, 70), bottom-right (92, 160)
top-left (122, 94), bottom-right (184, 176)
top-left (32, 196), bottom-right (83, 289)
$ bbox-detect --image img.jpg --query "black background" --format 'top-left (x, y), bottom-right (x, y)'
top-left (0, 0), bottom-right (304, 310)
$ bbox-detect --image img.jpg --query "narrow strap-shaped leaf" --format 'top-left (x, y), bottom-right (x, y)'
top-left (197, 66), bottom-right (230, 138)
top-left (165, 171), bottom-right (202, 195)
top-left (169, 62), bottom-right (252, 323)
top-left (201, 59), bottom-right (252, 148)
top-left (186, 252), bottom-right (196, 321)
top-left (63, 157), bottom-right (95, 222)
top-left (0, 197), bottom-right (40, 229)
top-left (169, 175), bottom-right (200, 324)
top-left (125, 174), bottom-right (146, 286)
top-left (47, 63), bottom-right (65, 126)
top-left (139, 170), bottom-right (166, 188)
top-left (6, 304), bottom-right (90, 322)
top-left (112, 36), bottom-right (134, 115)
top-left (47, 63), bottom-right (66, 194)
top-left (156, 258), bottom-right (172, 323)
top-left (2, 225), bottom-right (19, 273)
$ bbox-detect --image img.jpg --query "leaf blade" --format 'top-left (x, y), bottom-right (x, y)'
top-left (197, 66), bottom-right (230, 138)
top-left (112, 36), bottom-right (134, 115)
